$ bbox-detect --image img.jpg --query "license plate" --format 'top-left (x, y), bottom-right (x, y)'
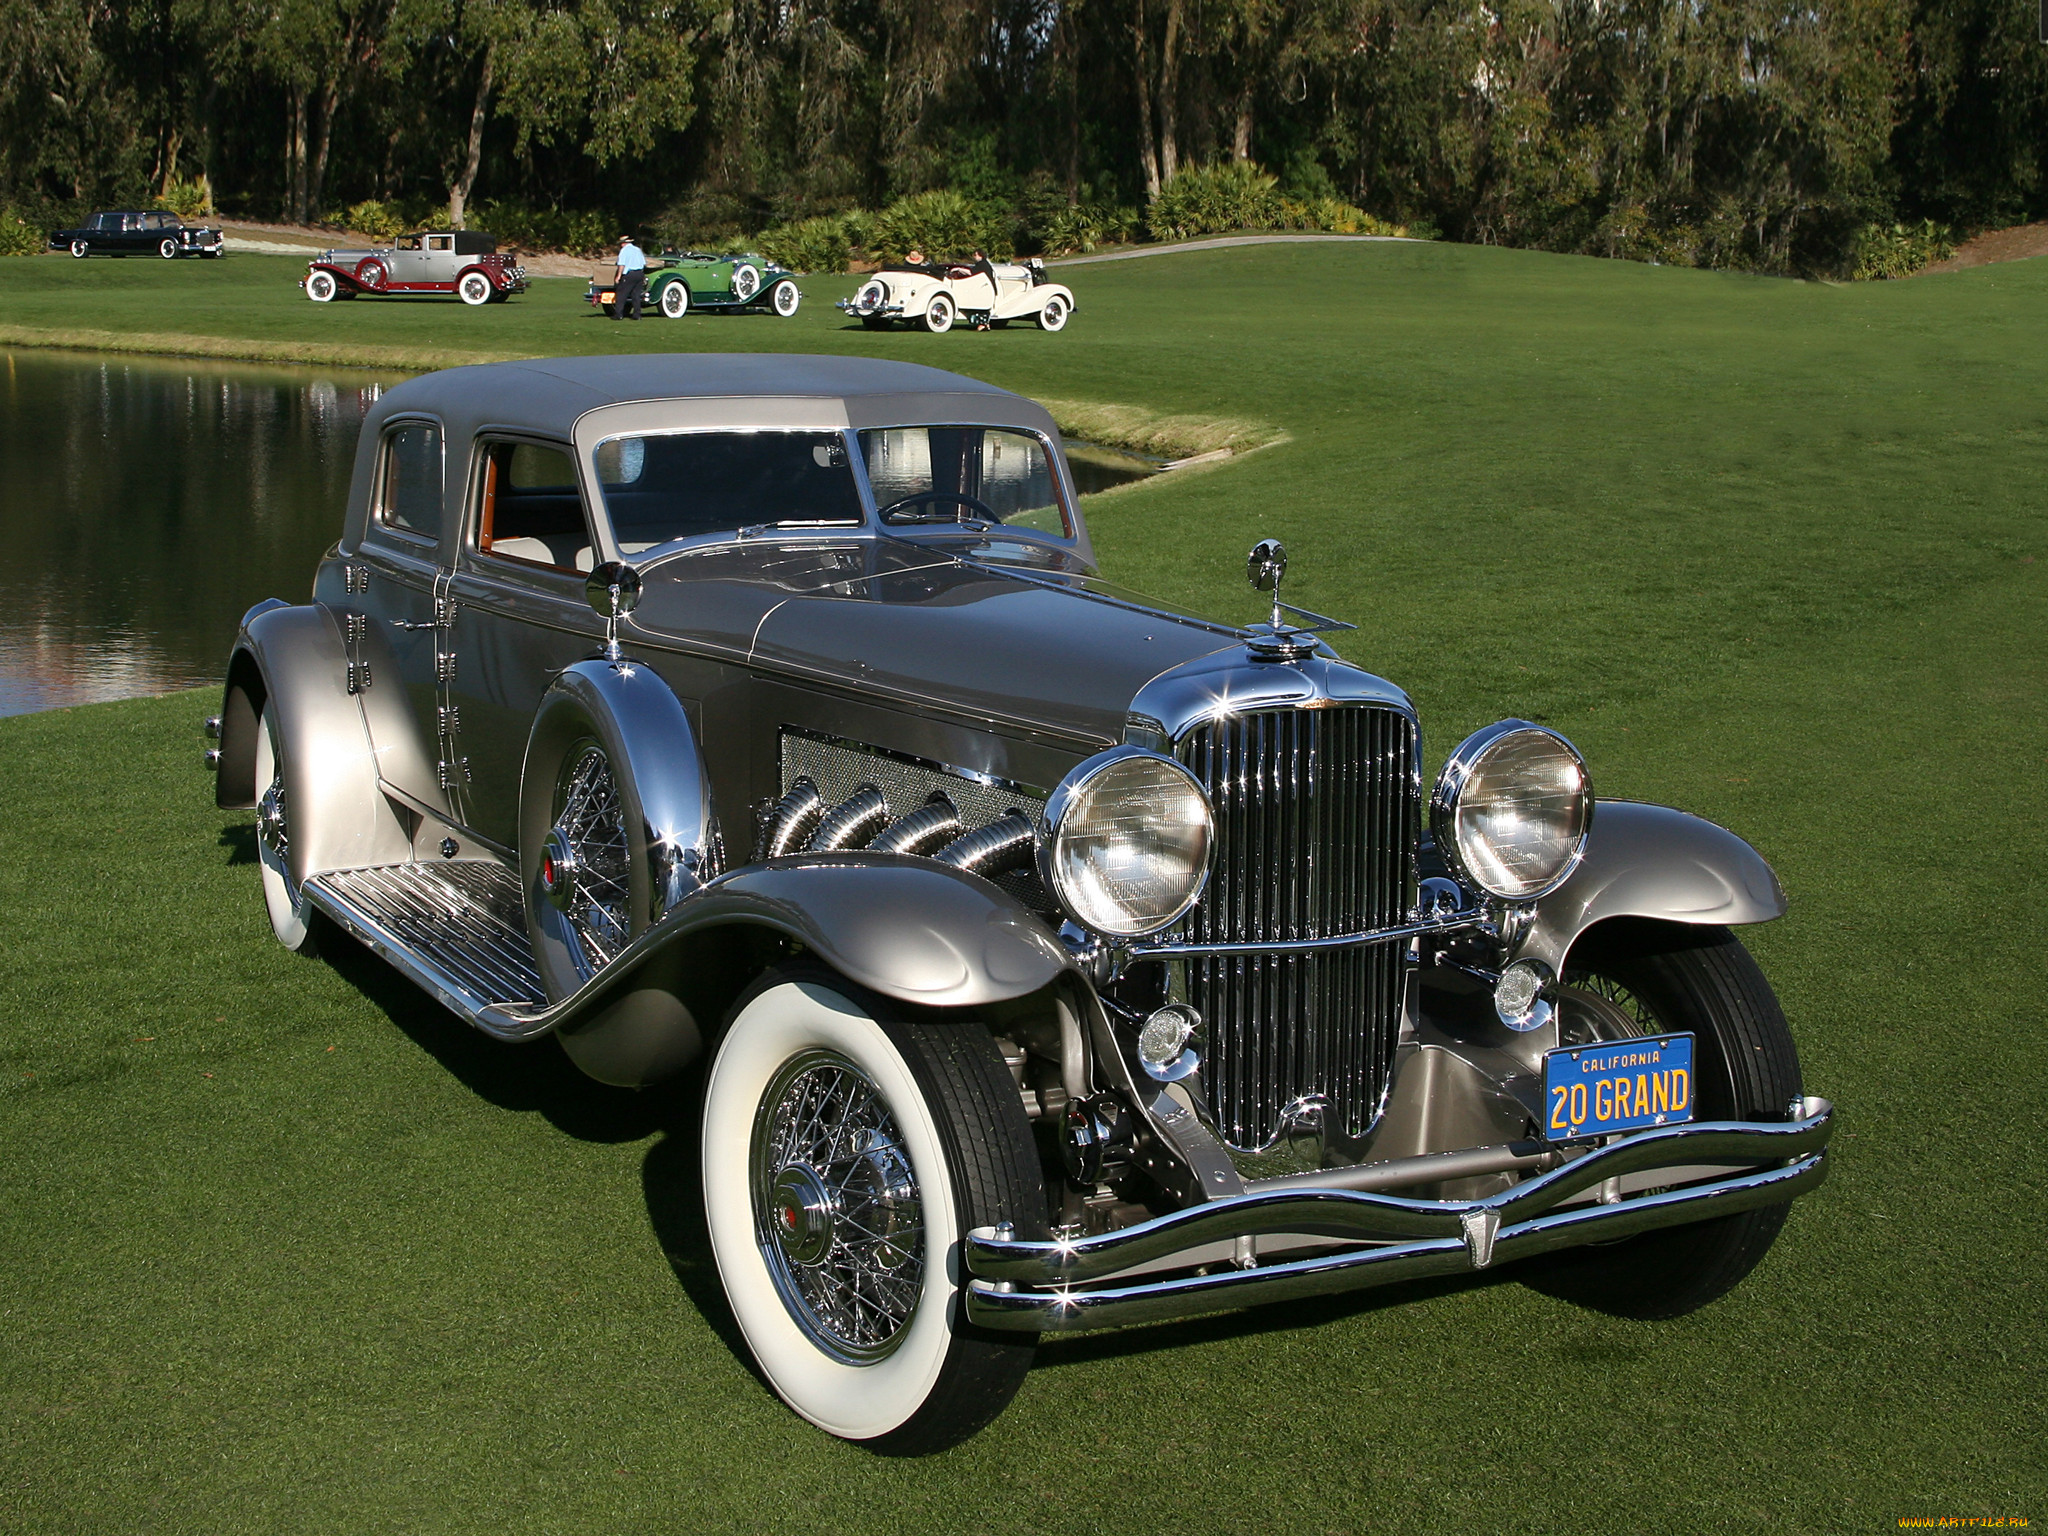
top-left (597, 290), bottom-right (615, 304)
top-left (1544, 1033), bottom-right (1694, 1142)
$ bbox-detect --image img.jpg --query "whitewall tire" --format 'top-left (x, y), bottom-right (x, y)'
top-left (770, 279), bottom-right (800, 317)
top-left (253, 705), bottom-right (316, 954)
top-left (458, 271), bottom-right (493, 306)
top-left (701, 969), bottom-right (1043, 1451)
top-left (1038, 294), bottom-right (1069, 331)
top-left (306, 271), bottom-right (337, 303)
top-left (659, 280), bottom-right (689, 319)
top-left (923, 294), bottom-right (955, 334)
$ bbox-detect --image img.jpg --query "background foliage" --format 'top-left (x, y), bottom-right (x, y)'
top-left (0, 0), bottom-right (2035, 271)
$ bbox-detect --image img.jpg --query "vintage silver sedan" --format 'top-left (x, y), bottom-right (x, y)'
top-left (207, 354), bottom-right (1832, 1452)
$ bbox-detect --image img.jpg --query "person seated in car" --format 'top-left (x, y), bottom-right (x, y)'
top-left (896, 248), bottom-right (939, 275)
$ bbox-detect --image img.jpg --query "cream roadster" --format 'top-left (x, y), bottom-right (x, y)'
top-left (838, 257), bottom-right (1075, 333)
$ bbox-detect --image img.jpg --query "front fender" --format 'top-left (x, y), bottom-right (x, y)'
top-left (1513, 800), bottom-right (1787, 974)
top-left (480, 855), bottom-right (1076, 1085)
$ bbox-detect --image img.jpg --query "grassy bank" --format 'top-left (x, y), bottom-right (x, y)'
top-left (2, 243), bottom-right (2045, 1531)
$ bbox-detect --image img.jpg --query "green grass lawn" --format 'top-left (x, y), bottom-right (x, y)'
top-left (1, 246), bottom-right (2044, 1532)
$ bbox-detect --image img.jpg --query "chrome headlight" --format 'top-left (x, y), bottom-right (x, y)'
top-left (1430, 721), bottom-right (1592, 901)
top-left (1039, 747), bottom-right (1213, 938)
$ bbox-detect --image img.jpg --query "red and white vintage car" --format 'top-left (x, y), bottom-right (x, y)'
top-left (301, 230), bottom-right (529, 305)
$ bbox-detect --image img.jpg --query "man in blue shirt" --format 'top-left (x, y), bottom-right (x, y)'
top-left (613, 234), bottom-right (648, 320)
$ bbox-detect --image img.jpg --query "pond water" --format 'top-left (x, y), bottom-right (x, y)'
top-left (0, 349), bottom-right (1160, 717)
top-left (0, 349), bottom-right (396, 717)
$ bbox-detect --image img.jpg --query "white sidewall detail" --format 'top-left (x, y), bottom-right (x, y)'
top-left (772, 280), bottom-right (799, 316)
top-left (660, 281), bottom-right (688, 318)
top-left (925, 295), bottom-right (954, 333)
top-left (702, 980), bottom-right (959, 1441)
top-left (1040, 295), bottom-right (1068, 331)
top-left (459, 272), bottom-right (492, 305)
top-left (307, 272), bottom-right (336, 302)
top-left (254, 707), bottom-right (310, 950)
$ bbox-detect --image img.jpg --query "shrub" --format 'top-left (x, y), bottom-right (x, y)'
top-left (1277, 197), bottom-right (1406, 237)
top-left (756, 213), bottom-right (854, 274)
top-left (0, 208), bottom-right (45, 256)
top-left (343, 199), bottom-right (411, 242)
top-left (872, 190), bottom-right (1014, 260)
top-left (469, 200), bottom-right (614, 255)
top-left (1147, 162), bottom-right (1285, 240)
top-left (1030, 203), bottom-right (1140, 255)
top-left (152, 176), bottom-right (213, 220)
top-left (1853, 219), bottom-right (1957, 280)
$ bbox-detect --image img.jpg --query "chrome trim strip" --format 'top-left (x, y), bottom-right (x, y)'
top-left (965, 1099), bottom-right (1834, 1286)
top-left (1130, 907), bottom-right (1484, 960)
top-left (966, 1150), bottom-right (1828, 1331)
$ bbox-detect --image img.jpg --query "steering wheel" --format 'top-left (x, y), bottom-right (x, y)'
top-left (876, 490), bottom-right (998, 526)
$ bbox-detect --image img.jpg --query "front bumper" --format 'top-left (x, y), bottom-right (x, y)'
top-left (965, 1097), bottom-right (1834, 1331)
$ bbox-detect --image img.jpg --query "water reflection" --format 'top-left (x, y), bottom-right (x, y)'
top-left (0, 349), bottom-right (401, 716)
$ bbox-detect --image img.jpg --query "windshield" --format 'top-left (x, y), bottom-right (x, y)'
top-left (593, 429), bottom-right (865, 554)
top-left (858, 426), bottom-right (1072, 537)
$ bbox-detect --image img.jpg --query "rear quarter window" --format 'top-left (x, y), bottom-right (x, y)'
top-left (375, 423), bottom-right (443, 538)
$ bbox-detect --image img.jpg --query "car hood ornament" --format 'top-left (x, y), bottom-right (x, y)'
top-left (1243, 538), bottom-right (1354, 659)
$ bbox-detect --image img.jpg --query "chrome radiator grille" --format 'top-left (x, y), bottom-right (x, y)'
top-left (1177, 705), bottom-right (1418, 1151)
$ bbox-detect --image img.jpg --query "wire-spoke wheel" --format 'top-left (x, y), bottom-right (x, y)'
top-left (1524, 923), bottom-right (1803, 1319)
top-left (703, 967), bottom-right (1046, 1452)
top-left (658, 279), bottom-right (689, 318)
top-left (252, 703), bottom-right (317, 954)
top-left (770, 279), bottom-right (800, 317)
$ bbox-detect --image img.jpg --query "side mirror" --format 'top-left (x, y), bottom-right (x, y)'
top-left (586, 560), bottom-right (642, 619)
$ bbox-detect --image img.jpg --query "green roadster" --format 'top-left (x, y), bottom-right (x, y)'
top-left (586, 250), bottom-right (802, 318)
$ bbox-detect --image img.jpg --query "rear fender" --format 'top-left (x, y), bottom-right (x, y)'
top-left (225, 602), bottom-right (411, 884)
top-left (1512, 800), bottom-right (1786, 974)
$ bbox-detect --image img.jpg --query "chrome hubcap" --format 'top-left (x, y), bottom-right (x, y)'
top-left (752, 1051), bottom-right (924, 1362)
top-left (256, 774), bottom-right (288, 861)
top-left (551, 744), bottom-right (630, 972)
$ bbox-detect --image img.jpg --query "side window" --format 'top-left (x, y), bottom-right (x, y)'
top-left (375, 422), bottom-right (442, 538)
top-left (427, 235), bottom-right (452, 252)
top-left (475, 440), bottom-right (592, 572)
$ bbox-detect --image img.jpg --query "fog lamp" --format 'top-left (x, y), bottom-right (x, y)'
top-left (1136, 1004), bottom-right (1202, 1082)
top-left (1494, 958), bottom-right (1554, 1032)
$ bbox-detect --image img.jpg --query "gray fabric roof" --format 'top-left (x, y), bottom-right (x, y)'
top-left (368, 353), bottom-right (1021, 441)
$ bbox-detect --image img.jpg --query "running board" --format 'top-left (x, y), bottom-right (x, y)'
top-left (303, 862), bottom-right (549, 1036)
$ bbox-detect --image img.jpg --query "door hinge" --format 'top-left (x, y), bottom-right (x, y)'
top-left (436, 756), bottom-right (471, 789)
top-left (436, 651), bottom-right (457, 682)
top-left (344, 612), bottom-right (367, 644)
top-left (345, 660), bottom-right (372, 694)
top-left (344, 564), bottom-right (369, 594)
top-left (436, 705), bottom-right (462, 736)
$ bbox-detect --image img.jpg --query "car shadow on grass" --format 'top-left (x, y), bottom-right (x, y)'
top-left (1024, 1269), bottom-right (1513, 1370)
top-left (314, 920), bottom-right (678, 1145)
top-left (217, 822), bottom-right (257, 866)
top-left (640, 1114), bottom-right (771, 1381)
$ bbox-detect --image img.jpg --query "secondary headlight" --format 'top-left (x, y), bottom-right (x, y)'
top-left (1430, 721), bottom-right (1592, 901)
top-left (1039, 747), bottom-right (1213, 938)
